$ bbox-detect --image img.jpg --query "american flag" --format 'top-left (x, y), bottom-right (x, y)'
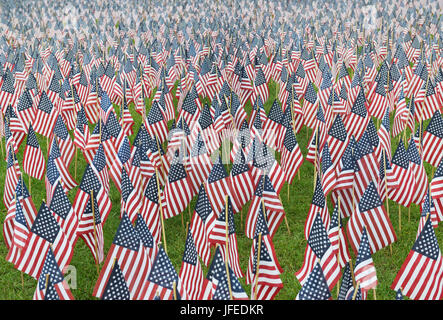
top-left (328, 201), bottom-right (351, 268)
top-left (280, 126), bottom-right (304, 185)
top-left (296, 212), bottom-right (341, 291)
top-left (3, 147), bottom-right (19, 211)
top-left (0, 68), bottom-right (15, 114)
top-left (230, 149), bottom-right (254, 210)
top-left (198, 103), bottom-right (220, 154)
top-left (431, 157), bottom-right (443, 201)
top-left (206, 156), bottom-right (238, 215)
top-left (208, 195), bottom-right (244, 279)
top-left (33, 91), bottom-right (58, 138)
top-left (368, 67), bottom-right (389, 120)
top-left (391, 216), bottom-right (443, 300)
top-left (304, 176), bottom-right (330, 240)
top-left (33, 248), bottom-right (74, 300)
top-left (263, 99), bottom-right (284, 151)
top-left (179, 227), bottom-right (212, 300)
top-left (353, 131), bottom-right (380, 201)
top-left (347, 181), bottom-right (397, 255)
top-left (422, 110), bottom-right (443, 167)
top-left (337, 262), bottom-right (355, 300)
top-left (138, 244), bottom-right (188, 300)
top-left (327, 114), bottom-right (349, 166)
top-left (251, 67), bottom-right (269, 107)
top-left (48, 182), bottom-right (78, 246)
top-left (378, 107), bottom-right (392, 160)
top-left (206, 245), bottom-right (248, 300)
top-left (407, 138), bottom-right (428, 206)
top-left (387, 139), bottom-right (414, 207)
top-left (15, 201), bottom-right (73, 280)
top-left (23, 124), bottom-right (46, 180)
top-left (52, 114), bottom-right (75, 167)
top-left (246, 204), bottom-right (283, 300)
top-left (145, 100), bottom-right (168, 144)
top-left (139, 171), bottom-right (162, 245)
top-left (295, 262), bottom-right (332, 300)
top-left (354, 227), bottom-right (378, 293)
top-left (163, 149), bottom-right (193, 220)
top-left (344, 89), bottom-right (369, 141)
top-left (320, 142), bottom-right (337, 196)
top-left (4, 188), bottom-right (31, 265)
top-left (94, 213), bottom-right (151, 300)
top-left (100, 260), bottom-right (131, 300)
top-left (16, 89), bottom-right (36, 132)
top-left (302, 81), bottom-right (319, 130)
top-left (33, 247), bottom-right (74, 300)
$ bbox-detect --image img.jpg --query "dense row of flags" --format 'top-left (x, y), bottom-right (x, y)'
top-left (1, 0), bottom-right (443, 300)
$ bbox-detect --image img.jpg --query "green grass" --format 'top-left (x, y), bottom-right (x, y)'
top-left (0, 79), bottom-right (441, 300)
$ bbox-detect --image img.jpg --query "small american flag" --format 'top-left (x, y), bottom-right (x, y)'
top-left (206, 245), bottom-right (248, 300)
top-left (23, 124), bottom-right (45, 180)
top-left (354, 227), bottom-right (378, 293)
top-left (33, 247), bottom-right (74, 300)
top-left (296, 212), bottom-right (341, 291)
top-left (15, 201), bottom-right (73, 280)
top-left (295, 262), bottom-right (332, 300)
top-left (138, 244), bottom-right (188, 300)
top-left (179, 227), bottom-right (212, 300)
top-left (391, 216), bottom-right (443, 300)
top-left (347, 182), bottom-right (397, 255)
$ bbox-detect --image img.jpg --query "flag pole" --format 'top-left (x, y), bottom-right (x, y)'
top-left (224, 195), bottom-right (233, 300)
top-left (352, 281), bottom-right (361, 300)
top-left (313, 126), bottom-right (319, 193)
top-left (90, 190), bottom-right (100, 275)
top-left (254, 232), bottom-right (262, 300)
top-left (337, 197), bottom-right (341, 298)
top-left (278, 195), bottom-right (291, 235)
top-left (155, 167), bottom-right (168, 255)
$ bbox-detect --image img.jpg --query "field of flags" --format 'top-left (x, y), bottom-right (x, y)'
top-left (0, 0), bottom-right (443, 300)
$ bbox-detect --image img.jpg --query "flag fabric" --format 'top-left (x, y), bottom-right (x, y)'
top-left (93, 213), bottom-right (151, 300)
top-left (15, 201), bottom-right (73, 280)
top-left (189, 183), bottom-right (216, 267)
top-left (295, 262), bottom-right (332, 300)
top-left (391, 217), bottom-right (443, 300)
top-left (23, 124), bottom-right (46, 180)
top-left (328, 202), bottom-right (351, 268)
top-left (246, 203), bottom-right (283, 300)
top-left (33, 247), bottom-right (74, 300)
top-left (347, 182), bottom-right (397, 255)
top-left (296, 213), bottom-right (341, 291)
top-left (179, 227), bottom-right (212, 300)
top-left (387, 139), bottom-right (414, 208)
top-left (304, 177), bottom-right (330, 240)
top-left (422, 110), bottom-right (443, 167)
top-left (353, 227), bottom-right (378, 293)
top-left (208, 195), bottom-right (244, 279)
top-left (206, 245), bottom-right (249, 300)
top-left (163, 149), bottom-right (193, 220)
top-left (138, 244), bottom-right (188, 300)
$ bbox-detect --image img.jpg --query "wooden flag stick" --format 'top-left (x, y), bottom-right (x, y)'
top-left (313, 126), bottom-right (319, 193)
top-left (337, 197), bottom-right (341, 298)
top-left (90, 190), bottom-right (100, 275)
top-left (155, 167), bottom-right (168, 255)
top-left (373, 288), bottom-right (377, 300)
top-left (254, 232), bottom-right (263, 300)
top-left (74, 146), bottom-right (78, 180)
top-left (278, 195), bottom-right (291, 235)
top-left (173, 281), bottom-right (177, 300)
top-left (352, 281), bottom-right (361, 300)
top-left (224, 196), bottom-right (233, 300)
top-left (398, 204), bottom-right (402, 232)
top-left (45, 273), bottom-right (50, 297)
